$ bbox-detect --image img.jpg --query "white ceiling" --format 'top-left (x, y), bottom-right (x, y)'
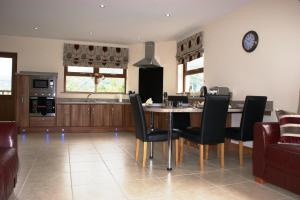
top-left (0, 0), bottom-right (252, 44)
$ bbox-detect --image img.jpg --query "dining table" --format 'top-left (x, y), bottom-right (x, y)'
top-left (143, 104), bottom-right (243, 171)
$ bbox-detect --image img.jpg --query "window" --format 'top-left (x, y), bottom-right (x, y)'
top-left (177, 57), bottom-right (204, 94)
top-left (0, 57), bottom-right (13, 95)
top-left (65, 66), bottom-right (126, 93)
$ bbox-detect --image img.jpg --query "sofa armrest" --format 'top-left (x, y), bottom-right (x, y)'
top-left (0, 122), bottom-right (18, 149)
top-left (253, 122), bottom-right (280, 178)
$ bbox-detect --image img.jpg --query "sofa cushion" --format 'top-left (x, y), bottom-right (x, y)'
top-left (266, 144), bottom-right (300, 176)
top-left (0, 147), bottom-right (18, 199)
top-left (276, 110), bottom-right (300, 144)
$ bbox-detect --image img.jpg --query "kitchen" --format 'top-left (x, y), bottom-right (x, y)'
top-left (0, 0), bottom-right (300, 199)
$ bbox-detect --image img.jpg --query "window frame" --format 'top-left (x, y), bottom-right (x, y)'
top-left (0, 52), bottom-right (17, 96)
top-left (180, 57), bottom-right (204, 93)
top-left (64, 66), bottom-right (127, 94)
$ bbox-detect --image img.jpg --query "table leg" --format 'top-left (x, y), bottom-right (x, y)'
top-left (167, 112), bottom-right (173, 171)
top-left (150, 112), bottom-right (154, 159)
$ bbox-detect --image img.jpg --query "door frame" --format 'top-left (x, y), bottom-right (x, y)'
top-left (0, 52), bottom-right (18, 120)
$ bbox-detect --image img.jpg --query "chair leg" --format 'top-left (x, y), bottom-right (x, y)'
top-left (135, 139), bottom-right (140, 161)
top-left (205, 145), bottom-right (209, 160)
top-left (180, 138), bottom-right (184, 163)
top-left (142, 142), bottom-right (148, 167)
top-left (175, 139), bottom-right (179, 165)
top-left (199, 144), bottom-right (204, 171)
top-left (239, 141), bottom-right (244, 166)
top-left (220, 143), bottom-right (224, 169)
top-left (217, 144), bottom-right (220, 158)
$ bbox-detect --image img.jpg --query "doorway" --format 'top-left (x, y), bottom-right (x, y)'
top-left (0, 52), bottom-right (17, 121)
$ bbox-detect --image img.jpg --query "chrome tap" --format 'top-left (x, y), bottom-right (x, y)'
top-left (86, 93), bottom-right (93, 102)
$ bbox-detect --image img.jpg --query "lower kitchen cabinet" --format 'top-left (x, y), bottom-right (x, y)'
top-left (91, 105), bottom-right (109, 127)
top-left (111, 104), bottom-right (123, 128)
top-left (91, 104), bottom-right (123, 128)
top-left (30, 116), bottom-right (56, 127)
top-left (70, 105), bottom-right (91, 127)
top-left (123, 104), bottom-right (135, 129)
top-left (56, 104), bottom-right (71, 127)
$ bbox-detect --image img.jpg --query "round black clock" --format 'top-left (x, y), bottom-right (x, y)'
top-left (242, 31), bottom-right (259, 52)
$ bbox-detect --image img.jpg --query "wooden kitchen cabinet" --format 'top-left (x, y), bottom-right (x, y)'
top-left (70, 105), bottom-right (91, 127)
top-left (30, 116), bottom-right (56, 127)
top-left (56, 104), bottom-right (71, 127)
top-left (16, 75), bottom-right (30, 128)
top-left (91, 104), bottom-right (109, 127)
top-left (123, 104), bottom-right (135, 129)
top-left (111, 104), bottom-right (123, 127)
top-left (91, 104), bottom-right (123, 128)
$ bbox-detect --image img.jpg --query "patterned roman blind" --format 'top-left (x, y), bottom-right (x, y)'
top-left (63, 43), bottom-right (129, 69)
top-left (176, 32), bottom-right (204, 65)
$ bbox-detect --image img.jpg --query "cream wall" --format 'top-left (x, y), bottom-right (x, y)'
top-left (0, 35), bottom-right (177, 99)
top-left (204, 0), bottom-right (300, 121)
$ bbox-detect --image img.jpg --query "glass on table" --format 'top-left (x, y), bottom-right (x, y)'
top-left (168, 101), bottom-right (173, 107)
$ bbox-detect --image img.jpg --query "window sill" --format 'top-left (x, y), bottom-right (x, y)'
top-left (61, 91), bottom-right (126, 95)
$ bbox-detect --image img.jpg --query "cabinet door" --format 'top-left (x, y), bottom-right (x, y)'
top-left (123, 104), bottom-right (135, 129)
top-left (70, 105), bottom-right (90, 127)
top-left (56, 104), bottom-right (71, 127)
top-left (30, 117), bottom-right (56, 127)
top-left (91, 105), bottom-right (110, 127)
top-left (16, 75), bottom-right (29, 128)
top-left (111, 104), bottom-right (123, 127)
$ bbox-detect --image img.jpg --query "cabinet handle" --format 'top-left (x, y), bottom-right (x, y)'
top-left (21, 97), bottom-right (24, 103)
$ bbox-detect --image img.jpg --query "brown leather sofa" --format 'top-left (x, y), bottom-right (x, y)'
top-left (253, 122), bottom-right (300, 194)
top-left (0, 122), bottom-right (18, 200)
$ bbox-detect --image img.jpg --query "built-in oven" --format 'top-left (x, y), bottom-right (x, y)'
top-left (29, 97), bottom-right (55, 116)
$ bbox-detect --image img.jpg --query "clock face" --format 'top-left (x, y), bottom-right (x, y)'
top-left (242, 31), bottom-right (259, 52)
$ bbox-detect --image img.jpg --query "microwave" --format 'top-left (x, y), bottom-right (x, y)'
top-left (32, 79), bottom-right (54, 89)
top-left (30, 76), bottom-right (56, 97)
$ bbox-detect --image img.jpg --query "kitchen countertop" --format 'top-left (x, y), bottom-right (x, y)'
top-left (56, 97), bottom-right (273, 113)
top-left (56, 98), bottom-right (130, 105)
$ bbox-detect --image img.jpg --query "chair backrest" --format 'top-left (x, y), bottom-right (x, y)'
top-left (168, 96), bottom-right (190, 129)
top-left (129, 94), bottom-right (147, 141)
top-left (240, 96), bottom-right (267, 141)
top-left (200, 95), bottom-right (230, 144)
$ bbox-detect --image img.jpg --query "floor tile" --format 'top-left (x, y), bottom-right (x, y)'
top-left (12, 132), bottom-right (300, 200)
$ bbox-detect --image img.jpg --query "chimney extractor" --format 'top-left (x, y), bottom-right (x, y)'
top-left (133, 41), bottom-right (162, 68)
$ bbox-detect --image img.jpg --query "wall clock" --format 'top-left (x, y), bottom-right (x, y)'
top-left (242, 31), bottom-right (259, 52)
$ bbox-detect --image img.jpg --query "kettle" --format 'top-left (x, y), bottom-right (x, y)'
top-left (200, 86), bottom-right (207, 97)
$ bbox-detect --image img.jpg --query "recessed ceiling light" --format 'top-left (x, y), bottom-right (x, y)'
top-left (99, 4), bottom-right (105, 8)
top-left (165, 13), bottom-right (171, 17)
top-left (33, 26), bottom-right (39, 30)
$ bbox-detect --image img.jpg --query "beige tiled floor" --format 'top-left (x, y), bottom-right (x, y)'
top-left (9, 132), bottom-right (300, 200)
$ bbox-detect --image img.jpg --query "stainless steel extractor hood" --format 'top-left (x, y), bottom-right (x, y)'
top-left (133, 41), bottom-right (162, 68)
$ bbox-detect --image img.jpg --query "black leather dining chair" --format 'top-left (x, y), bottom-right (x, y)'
top-left (178, 95), bottom-right (230, 171)
top-left (129, 94), bottom-right (179, 167)
top-left (226, 96), bottom-right (267, 166)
